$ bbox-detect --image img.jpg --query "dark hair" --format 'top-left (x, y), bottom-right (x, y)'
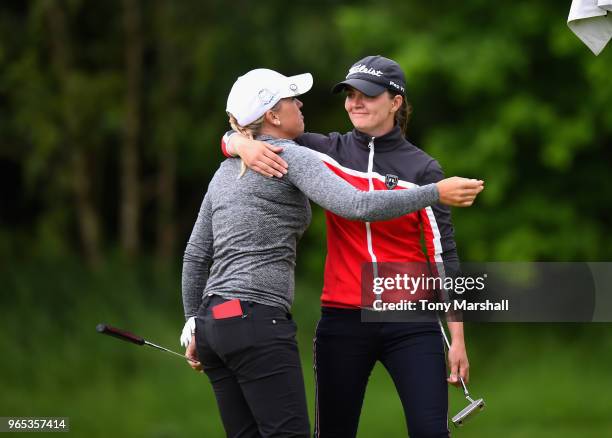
top-left (390, 91), bottom-right (412, 137)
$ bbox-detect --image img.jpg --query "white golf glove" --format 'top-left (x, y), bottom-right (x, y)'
top-left (180, 316), bottom-right (196, 348)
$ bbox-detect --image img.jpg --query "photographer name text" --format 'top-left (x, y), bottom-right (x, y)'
top-left (372, 299), bottom-right (509, 312)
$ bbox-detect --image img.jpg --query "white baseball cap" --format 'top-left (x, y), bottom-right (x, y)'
top-left (226, 68), bottom-right (313, 126)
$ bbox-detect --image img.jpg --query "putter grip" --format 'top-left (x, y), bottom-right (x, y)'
top-left (96, 323), bottom-right (145, 346)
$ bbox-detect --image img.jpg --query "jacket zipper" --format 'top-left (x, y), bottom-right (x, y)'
top-left (365, 137), bottom-right (379, 285)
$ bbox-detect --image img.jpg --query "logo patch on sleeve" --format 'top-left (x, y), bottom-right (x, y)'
top-left (385, 174), bottom-right (399, 190)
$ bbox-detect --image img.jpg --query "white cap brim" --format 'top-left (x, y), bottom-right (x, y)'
top-left (279, 73), bottom-right (313, 98)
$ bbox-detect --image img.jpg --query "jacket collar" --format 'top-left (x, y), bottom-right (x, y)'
top-left (255, 134), bottom-right (296, 144)
top-left (351, 125), bottom-right (404, 152)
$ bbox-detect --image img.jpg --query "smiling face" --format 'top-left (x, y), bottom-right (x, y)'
top-left (344, 87), bottom-right (402, 137)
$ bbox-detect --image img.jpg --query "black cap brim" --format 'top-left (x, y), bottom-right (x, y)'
top-left (331, 78), bottom-right (387, 97)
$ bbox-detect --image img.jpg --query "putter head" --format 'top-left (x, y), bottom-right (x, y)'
top-left (451, 398), bottom-right (485, 427)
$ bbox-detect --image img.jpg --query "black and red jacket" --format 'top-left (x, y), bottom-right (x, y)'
top-left (222, 126), bottom-right (459, 309)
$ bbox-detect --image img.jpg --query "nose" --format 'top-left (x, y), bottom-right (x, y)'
top-left (350, 93), bottom-right (364, 107)
top-left (295, 98), bottom-right (303, 108)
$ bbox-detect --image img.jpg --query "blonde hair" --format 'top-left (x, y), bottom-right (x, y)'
top-left (228, 113), bottom-right (265, 177)
top-left (227, 100), bottom-right (282, 177)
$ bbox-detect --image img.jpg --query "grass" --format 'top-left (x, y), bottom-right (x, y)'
top-left (1, 258), bottom-right (611, 437)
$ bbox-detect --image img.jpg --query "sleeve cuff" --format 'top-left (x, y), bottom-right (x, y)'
top-left (427, 182), bottom-right (440, 203)
top-left (221, 132), bottom-right (237, 157)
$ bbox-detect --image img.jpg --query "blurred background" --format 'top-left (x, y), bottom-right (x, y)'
top-left (1, 0), bottom-right (611, 436)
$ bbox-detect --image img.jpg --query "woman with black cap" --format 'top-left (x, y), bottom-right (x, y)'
top-left (223, 56), bottom-right (470, 437)
top-left (183, 66), bottom-right (482, 438)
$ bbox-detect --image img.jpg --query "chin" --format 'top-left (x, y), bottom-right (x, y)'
top-left (349, 116), bottom-right (366, 128)
top-left (352, 121), bottom-right (369, 131)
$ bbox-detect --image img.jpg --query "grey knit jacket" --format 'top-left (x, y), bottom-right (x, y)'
top-left (182, 136), bottom-right (439, 317)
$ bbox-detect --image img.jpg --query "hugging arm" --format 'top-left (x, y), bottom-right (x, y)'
top-left (222, 132), bottom-right (483, 207)
top-left (221, 131), bottom-right (332, 177)
top-left (221, 131), bottom-right (288, 178)
top-left (283, 146), bottom-right (440, 221)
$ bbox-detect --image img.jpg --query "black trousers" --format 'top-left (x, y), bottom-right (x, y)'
top-left (195, 295), bottom-right (310, 438)
top-left (313, 307), bottom-right (449, 438)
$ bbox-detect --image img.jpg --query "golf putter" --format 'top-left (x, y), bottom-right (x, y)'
top-left (451, 375), bottom-right (485, 426)
top-left (96, 323), bottom-right (199, 364)
top-left (437, 319), bottom-right (486, 427)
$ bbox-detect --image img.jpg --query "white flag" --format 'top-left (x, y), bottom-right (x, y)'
top-left (567, 0), bottom-right (612, 55)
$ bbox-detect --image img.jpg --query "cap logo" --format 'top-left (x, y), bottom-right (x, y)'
top-left (347, 64), bottom-right (383, 78)
top-left (389, 81), bottom-right (405, 93)
top-left (258, 88), bottom-right (276, 105)
top-left (289, 83), bottom-right (298, 93)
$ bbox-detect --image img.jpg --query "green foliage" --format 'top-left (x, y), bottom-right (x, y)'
top-left (3, 1), bottom-right (608, 263)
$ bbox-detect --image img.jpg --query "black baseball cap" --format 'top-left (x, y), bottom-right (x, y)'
top-left (332, 55), bottom-right (407, 97)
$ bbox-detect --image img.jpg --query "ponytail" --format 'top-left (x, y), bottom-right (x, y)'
top-left (392, 92), bottom-right (412, 137)
top-left (227, 113), bottom-right (265, 177)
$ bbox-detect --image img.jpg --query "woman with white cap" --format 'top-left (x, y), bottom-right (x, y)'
top-left (181, 67), bottom-right (483, 438)
top-left (223, 56), bottom-right (474, 437)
